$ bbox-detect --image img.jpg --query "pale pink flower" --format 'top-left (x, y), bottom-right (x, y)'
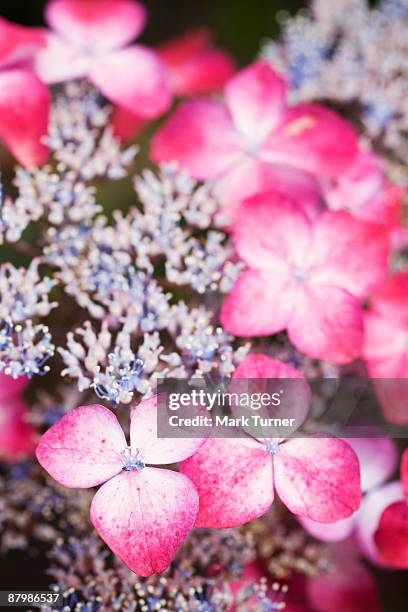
top-left (180, 354), bottom-right (362, 527)
top-left (35, 0), bottom-right (171, 120)
top-left (36, 396), bottom-right (205, 576)
top-left (363, 272), bottom-right (408, 424)
top-left (0, 17), bottom-right (50, 166)
top-left (151, 61), bottom-right (359, 219)
top-left (221, 191), bottom-right (390, 363)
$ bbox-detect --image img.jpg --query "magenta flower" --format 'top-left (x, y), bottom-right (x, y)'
top-left (35, 0), bottom-right (171, 119)
top-left (220, 191), bottom-right (390, 363)
top-left (36, 395), bottom-right (205, 576)
top-left (363, 273), bottom-right (408, 423)
top-left (151, 61), bottom-right (359, 219)
top-left (0, 18), bottom-right (50, 166)
top-left (374, 450), bottom-right (408, 569)
top-left (0, 396), bottom-right (37, 460)
top-left (180, 354), bottom-right (362, 528)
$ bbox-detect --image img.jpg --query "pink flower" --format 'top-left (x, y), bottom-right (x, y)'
top-left (220, 191), bottom-right (389, 363)
top-left (373, 450), bottom-right (408, 569)
top-left (151, 61), bottom-right (359, 219)
top-left (321, 150), bottom-right (406, 250)
top-left (0, 372), bottom-right (28, 401)
top-left (363, 272), bottom-right (408, 424)
top-left (35, 0), bottom-right (171, 120)
top-left (112, 28), bottom-right (235, 141)
top-left (36, 396), bottom-right (205, 576)
top-left (299, 437), bottom-right (398, 545)
top-left (180, 354), bottom-right (362, 527)
top-left (0, 18), bottom-right (50, 166)
top-left (0, 396), bottom-right (37, 460)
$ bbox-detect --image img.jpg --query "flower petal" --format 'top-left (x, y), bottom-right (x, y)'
top-left (355, 480), bottom-right (404, 565)
top-left (0, 373), bottom-right (28, 401)
top-left (311, 212), bottom-right (390, 299)
top-left (111, 105), bottom-right (146, 141)
top-left (345, 438), bottom-right (398, 492)
top-left (374, 501), bottom-right (408, 568)
top-left (0, 17), bottom-right (45, 69)
top-left (299, 514), bottom-right (356, 543)
top-left (402, 450), bottom-right (408, 501)
top-left (274, 437), bottom-right (362, 522)
top-left (34, 33), bottom-right (90, 83)
top-left (261, 103), bottom-right (358, 176)
top-left (180, 437), bottom-right (274, 527)
top-left (36, 404), bottom-right (126, 488)
top-left (90, 467), bottom-right (198, 576)
top-left (224, 61), bottom-right (287, 144)
top-left (232, 191), bottom-right (312, 270)
top-left (288, 283), bottom-right (364, 363)
top-left (0, 69), bottom-right (50, 167)
top-left (90, 46), bottom-right (171, 118)
top-left (220, 269), bottom-right (295, 337)
top-left (0, 397), bottom-right (37, 460)
top-left (130, 394), bottom-right (206, 465)
top-left (151, 99), bottom-right (241, 179)
top-left (158, 29), bottom-right (235, 96)
top-left (45, 0), bottom-right (146, 51)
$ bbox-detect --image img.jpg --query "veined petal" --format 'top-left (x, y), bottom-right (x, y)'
top-left (151, 99), bottom-right (241, 179)
top-left (130, 394), bottom-right (206, 465)
top-left (274, 437), bottom-right (362, 522)
top-left (45, 0), bottom-right (146, 51)
top-left (180, 437), bottom-right (274, 528)
top-left (90, 46), bottom-right (172, 118)
top-left (36, 404), bottom-right (126, 488)
top-left (0, 69), bottom-right (50, 167)
top-left (224, 61), bottom-right (287, 144)
top-left (90, 467), bottom-right (198, 576)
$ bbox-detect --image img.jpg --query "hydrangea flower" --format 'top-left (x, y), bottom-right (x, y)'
top-left (36, 395), bottom-right (205, 575)
top-left (35, 0), bottom-right (171, 120)
top-left (374, 450), bottom-right (408, 569)
top-left (0, 17), bottom-right (50, 166)
top-left (180, 354), bottom-right (362, 527)
top-left (151, 61), bottom-right (359, 218)
top-left (221, 191), bottom-right (389, 363)
top-left (363, 273), bottom-right (408, 424)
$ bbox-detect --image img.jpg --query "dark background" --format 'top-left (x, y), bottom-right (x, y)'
top-left (1, 0), bottom-right (306, 64)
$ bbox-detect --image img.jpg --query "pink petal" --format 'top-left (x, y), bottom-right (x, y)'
top-left (299, 514), bottom-right (356, 542)
top-left (261, 103), bottom-right (358, 177)
top-left (274, 437), bottom-right (362, 522)
top-left (0, 372), bottom-right (28, 401)
top-left (402, 450), bottom-right (408, 500)
top-left (374, 501), bottom-right (408, 568)
top-left (0, 69), bottom-right (50, 167)
top-left (34, 33), bottom-right (90, 83)
top-left (45, 0), bottom-right (146, 51)
top-left (180, 437), bottom-right (274, 527)
top-left (0, 397), bottom-right (37, 460)
top-left (345, 438), bottom-right (398, 492)
top-left (220, 269), bottom-right (295, 337)
top-left (224, 61), bottom-right (287, 144)
top-left (130, 394), bottom-right (206, 465)
top-left (111, 105), bottom-right (146, 141)
top-left (158, 29), bottom-right (235, 96)
top-left (214, 159), bottom-right (322, 223)
top-left (151, 99), bottom-right (241, 179)
top-left (310, 212), bottom-right (390, 299)
top-left (355, 480), bottom-right (404, 565)
top-left (90, 46), bottom-right (171, 118)
top-left (288, 283), bottom-right (364, 364)
top-left (232, 191), bottom-right (311, 270)
top-left (90, 467), bottom-right (198, 575)
top-left (368, 272), bottom-right (408, 325)
top-left (0, 17), bottom-right (45, 69)
top-left (36, 404), bottom-right (126, 488)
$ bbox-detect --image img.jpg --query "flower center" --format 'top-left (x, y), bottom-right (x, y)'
top-left (265, 440), bottom-right (280, 455)
top-left (121, 446), bottom-right (145, 471)
top-left (292, 265), bottom-right (308, 283)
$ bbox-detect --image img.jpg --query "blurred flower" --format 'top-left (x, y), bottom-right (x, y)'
top-left (0, 396), bottom-right (36, 460)
top-left (36, 396), bottom-right (205, 575)
top-left (221, 192), bottom-right (389, 363)
top-left (0, 17), bottom-right (50, 166)
top-left (35, 0), bottom-right (171, 120)
top-left (151, 61), bottom-right (359, 219)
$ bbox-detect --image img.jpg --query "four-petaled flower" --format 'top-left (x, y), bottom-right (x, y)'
top-left (36, 395), bottom-right (205, 576)
top-left (221, 191), bottom-right (389, 363)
